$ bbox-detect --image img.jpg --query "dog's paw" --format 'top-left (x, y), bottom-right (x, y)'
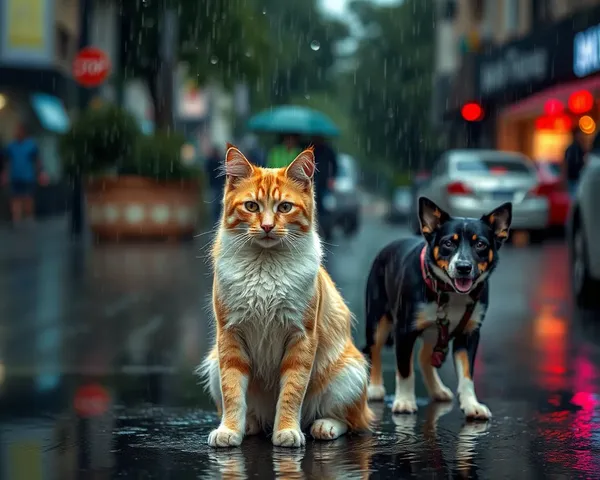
top-left (310, 418), bottom-right (348, 441)
top-left (460, 398), bottom-right (492, 421)
top-left (430, 384), bottom-right (454, 402)
top-left (208, 426), bottom-right (243, 447)
top-left (245, 415), bottom-right (261, 436)
top-left (392, 396), bottom-right (418, 414)
top-left (367, 384), bottom-right (386, 401)
top-left (273, 428), bottom-right (306, 448)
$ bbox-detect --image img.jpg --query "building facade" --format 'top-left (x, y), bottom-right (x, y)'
top-left (434, 0), bottom-right (600, 165)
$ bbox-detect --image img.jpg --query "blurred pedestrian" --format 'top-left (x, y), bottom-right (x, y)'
top-left (266, 134), bottom-right (301, 168)
top-left (564, 127), bottom-right (586, 198)
top-left (205, 145), bottom-right (225, 225)
top-left (242, 134), bottom-right (266, 167)
top-left (312, 136), bottom-right (338, 241)
top-left (1, 124), bottom-right (47, 226)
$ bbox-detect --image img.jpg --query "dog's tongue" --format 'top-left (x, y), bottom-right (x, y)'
top-left (454, 278), bottom-right (473, 293)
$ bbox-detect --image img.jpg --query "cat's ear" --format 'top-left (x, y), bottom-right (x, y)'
top-left (285, 148), bottom-right (315, 187)
top-left (224, 144), bottom-right (254, 180)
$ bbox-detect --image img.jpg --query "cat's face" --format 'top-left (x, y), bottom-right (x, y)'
top-left (221, 145), bottom-right (316, 249)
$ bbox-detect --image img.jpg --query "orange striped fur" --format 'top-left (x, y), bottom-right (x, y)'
top-left (200, 145), bottom-right (374, 448)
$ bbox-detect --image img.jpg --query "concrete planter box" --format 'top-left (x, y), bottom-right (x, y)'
top-left (86, 176), bottom-right (201, 241)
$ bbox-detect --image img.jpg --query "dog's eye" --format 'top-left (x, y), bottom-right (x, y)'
top-left (277, 202), bottom-right (293, 213)
top-left (475, 241), bottom-right (487, 250)
top-left (441, 239), bottom-right (455, 249)
top-left (244, 201), bottom-right (259, 212)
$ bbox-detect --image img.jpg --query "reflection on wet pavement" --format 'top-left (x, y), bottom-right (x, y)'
top-left (0, 219), bottom-right (600, 478)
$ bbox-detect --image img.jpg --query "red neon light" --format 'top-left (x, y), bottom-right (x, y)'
top-left (535, 114), bottom-right (572, 131)
top-left (568, 90), bottom-right (594, 114)
top-left (544, 98), bottom-right (564, 116)
top-left (461, 102), bottom-right (483, 122)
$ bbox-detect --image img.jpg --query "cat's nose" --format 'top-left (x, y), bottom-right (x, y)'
top-left (261, 224), bottom-right (274, 233)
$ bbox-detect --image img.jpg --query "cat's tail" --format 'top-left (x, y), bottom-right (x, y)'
top-left (195, 345), bottom-right (221, 414)
top-left (345, 392), bottom-right (377, 433)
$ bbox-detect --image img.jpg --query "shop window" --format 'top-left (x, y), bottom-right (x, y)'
top-left (441, 0), bottom-right (457, 21)
top-left (56, 26), bottom-right (70, 62)
top-left (504, 0), bottom-right (519, 35)
top-left (531, 0), bottom-right (552, 26)
top-left (481, 0), bottom-right (496, 40)
top-left (471, 0), bottom-right (484, 21)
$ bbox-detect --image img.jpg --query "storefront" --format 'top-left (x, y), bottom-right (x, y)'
top-left (474, 5), bottom-right (600, 164)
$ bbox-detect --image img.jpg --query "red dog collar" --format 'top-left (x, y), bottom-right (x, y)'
top-left (420, 245), bottom-right (480, 368)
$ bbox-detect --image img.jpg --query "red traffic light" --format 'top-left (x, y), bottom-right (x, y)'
top-left (461, 102), bottom-right (484, 122)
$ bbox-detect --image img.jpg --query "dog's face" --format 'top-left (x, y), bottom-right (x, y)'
top-left (418, 197), bottom-right (512, 294)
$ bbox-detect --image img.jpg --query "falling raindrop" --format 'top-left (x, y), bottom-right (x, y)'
top-left (262, 7), bottom-right (266, 14)
top-left (210, 56), bottom-right (218, 65)
top-left (310, 40), bottom-right (320, 51)
top-left (245, 50), bottom-right (253, 58)
top-left (387, 108), bottom-right (394, 118)
top-left (304, 94), bottom-right (311, 100)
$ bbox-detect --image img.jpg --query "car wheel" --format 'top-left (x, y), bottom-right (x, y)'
top-left (572, 221), bottom-right (600, 309)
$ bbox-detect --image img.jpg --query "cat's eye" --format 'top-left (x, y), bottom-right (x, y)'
top-left (244, 201), bottom-right (259, 212)
top-left (278, 202), bottom-right (293, 213)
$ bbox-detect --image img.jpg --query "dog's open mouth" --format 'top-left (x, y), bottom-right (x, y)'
top-left (452, 277), bottom-right (473, 293)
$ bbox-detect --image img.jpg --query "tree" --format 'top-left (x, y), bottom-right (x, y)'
top-left (348, 0), bottom-right (440, 183)
top-left (118, 0), bottom-right (273, 130)
top-left (255, 0), bottom-right (350, 107)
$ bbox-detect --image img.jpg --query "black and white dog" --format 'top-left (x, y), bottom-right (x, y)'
top-left (363, 197), bottom-right (512, 420)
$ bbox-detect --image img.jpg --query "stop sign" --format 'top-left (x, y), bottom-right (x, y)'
top-left (73, 47), bottom-right (111, 88)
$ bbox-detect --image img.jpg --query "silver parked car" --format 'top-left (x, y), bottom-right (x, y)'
top-left (418, 149), bottom-right (549, 237)
top-left (567, 146), bottom-right (600, 308)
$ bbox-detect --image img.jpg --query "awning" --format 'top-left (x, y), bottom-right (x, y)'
top-left (30, 93), bottom-right (70, 133)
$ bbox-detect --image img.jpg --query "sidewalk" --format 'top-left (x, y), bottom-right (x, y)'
top-left (0, 215), bottom-right (76, 262)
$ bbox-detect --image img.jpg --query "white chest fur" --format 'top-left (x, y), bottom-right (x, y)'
top-left (214, 232), bottom-right (322, 381)
top-left (419, 294), bottom-right (485, 344)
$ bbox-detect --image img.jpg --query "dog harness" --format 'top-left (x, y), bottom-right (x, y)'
top-left (420, 245), bottom-right (482, 368)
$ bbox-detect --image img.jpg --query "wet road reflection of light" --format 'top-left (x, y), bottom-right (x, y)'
top-left (533, 304), bottom-right (568, 391)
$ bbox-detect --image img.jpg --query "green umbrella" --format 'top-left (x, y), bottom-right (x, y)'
top-left (247, 105), bottom-right (340, 137)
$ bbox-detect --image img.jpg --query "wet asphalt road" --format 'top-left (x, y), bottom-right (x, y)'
top-left (0, 217), bottom-right (599, 479)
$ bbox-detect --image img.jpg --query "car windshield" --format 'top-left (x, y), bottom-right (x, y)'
top-left (455, 155), bottom-right (533, 175)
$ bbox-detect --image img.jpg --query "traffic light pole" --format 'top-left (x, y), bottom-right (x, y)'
top-left (71, 0), bottom-right (92, 236)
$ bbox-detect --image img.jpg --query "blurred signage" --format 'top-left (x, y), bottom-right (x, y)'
top-left (177, 80), bottom-right (208, 120)
top-left (0, 0), bottom-right (53, 66)
top-left (479, 47), bottom-right (548, 96)
top-left (73, 47), bottom-right (112, 88)
top-left (574, 23), bottom-right (600, 78)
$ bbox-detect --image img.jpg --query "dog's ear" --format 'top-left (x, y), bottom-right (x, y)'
top-left (418, 197), bottom-right (451, 240)
top-left (481, 202), bottom-right (512, 248)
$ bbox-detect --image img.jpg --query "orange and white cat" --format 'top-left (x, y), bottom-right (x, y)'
top-left (199, 145), bottom-right (374, 448)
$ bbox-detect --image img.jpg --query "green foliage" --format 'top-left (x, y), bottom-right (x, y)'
top-left (348, 0), bottom-right (439, 176)
top-left (256, 0), bottom-right (350, 105)
top-left (60, 105), bottom-right (140, 176)
top-left (61, 106), bottom-right (202, 181)
top-left (130, 133), bottom-right (203, 181)
top-left (118, 0), bottom-right (273, 103)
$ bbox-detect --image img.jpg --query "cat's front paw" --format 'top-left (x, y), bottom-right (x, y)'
top-left (460, 397), bottom-right (491, 421)
top-left (208, 426), bottom-right (243, 447)
top-left (272, 428), bottom-right (305, 448)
